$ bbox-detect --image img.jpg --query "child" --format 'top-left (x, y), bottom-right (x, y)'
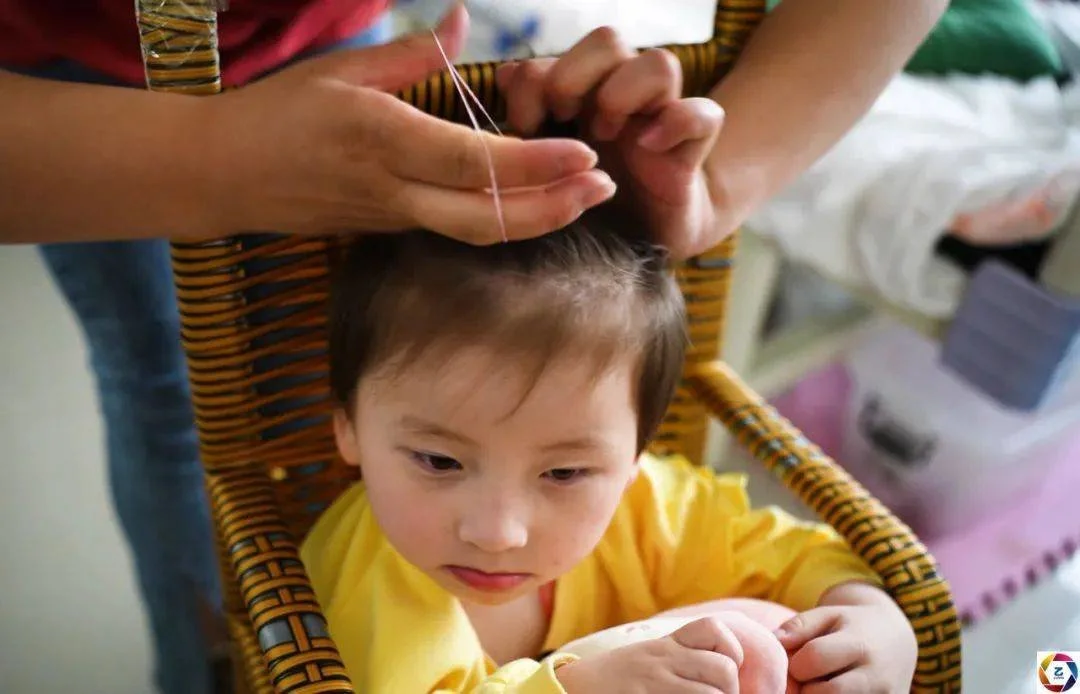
top-left (300, 215), bottom-right (918, 693)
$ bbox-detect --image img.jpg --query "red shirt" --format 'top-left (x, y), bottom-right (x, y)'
top-left (0, 0), bottom-right (389, 87)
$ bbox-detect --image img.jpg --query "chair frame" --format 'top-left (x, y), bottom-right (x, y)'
top-left (132, 1), bottom-right (963, 691)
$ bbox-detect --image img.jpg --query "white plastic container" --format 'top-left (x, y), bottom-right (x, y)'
top-left (840, 322), bottom-right (1080, 538)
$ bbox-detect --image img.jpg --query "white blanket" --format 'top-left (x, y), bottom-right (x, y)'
top-left (746, 72), bottom-right (1080, 318)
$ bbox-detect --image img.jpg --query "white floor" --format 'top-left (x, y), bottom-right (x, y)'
top-left (1, 243), bottom-right (1078, 693)
top-left (0, 245), bottom-right (153, 693)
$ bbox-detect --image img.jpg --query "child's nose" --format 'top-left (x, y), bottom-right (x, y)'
top-left (458, 503), bottom-right (528, 553)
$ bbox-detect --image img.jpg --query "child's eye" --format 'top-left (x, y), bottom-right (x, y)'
top-left (411, 451), bottom-right (462, 474)
top-left (544, 468), bottom-right (587, 483)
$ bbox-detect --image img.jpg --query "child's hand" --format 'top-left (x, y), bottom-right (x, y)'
top-left (556, 616), bottom-right (743, 693)
top-left (774, 583), bottom-right (917, 693)
top-left (495, 27), bottom-right (726, 259)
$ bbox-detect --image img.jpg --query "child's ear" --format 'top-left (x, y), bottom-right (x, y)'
top-left (333, 408), bottom-right (362, 466)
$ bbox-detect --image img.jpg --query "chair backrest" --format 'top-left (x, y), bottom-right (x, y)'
top-left (135, 0), bottom-right (766, 544)
top-left (134, 11), bottom-right (965, 694)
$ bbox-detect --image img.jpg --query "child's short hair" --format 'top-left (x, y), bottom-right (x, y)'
top-left (328, 216), bottom-right (688, 452)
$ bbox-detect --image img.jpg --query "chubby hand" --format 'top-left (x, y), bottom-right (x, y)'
top-left (557, 616), bottom-right (743, 693)
top-left (774, 583), bottom-right (917, 694)
top-left (495, 26), bottom-right (726, 259)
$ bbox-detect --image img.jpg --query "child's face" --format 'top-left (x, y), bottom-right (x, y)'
top-left (334, 344), bottom-right (641, 606)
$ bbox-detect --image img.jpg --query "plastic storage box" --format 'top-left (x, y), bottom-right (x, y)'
top-left (840, 322), bottom-right (1080, 538)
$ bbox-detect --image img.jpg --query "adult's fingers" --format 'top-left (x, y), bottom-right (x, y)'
top-left (544, 26), bottom-right (637, 122)
top-left (591, 48), bottom-right (683, 140)
top-left (498, 58), bottom-right (557, 136)
top-left (636, 98), bottom-right (724, 167)
top-left (382, 100), bottom-right (599, 190)
top-left (398, 169), bottom-right (617, 244)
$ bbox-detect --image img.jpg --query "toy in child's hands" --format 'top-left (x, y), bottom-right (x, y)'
top-left (555, 598), bottom-right (800, 694)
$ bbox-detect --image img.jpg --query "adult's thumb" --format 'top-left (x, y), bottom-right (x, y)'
top-left (322, 2), bottom-right (470, 92)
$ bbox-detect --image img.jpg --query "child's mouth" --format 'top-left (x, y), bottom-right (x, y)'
top-left (444, 565), bottom-right (533, 592)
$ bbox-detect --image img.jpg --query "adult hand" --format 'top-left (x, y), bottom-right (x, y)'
top-left (495, 26), bottom-right (726, 259)
top-left (200, 4), bottom-right (616, 244)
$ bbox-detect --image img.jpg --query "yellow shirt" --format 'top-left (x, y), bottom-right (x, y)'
top-left (300, 454), bottom-right (880, 693)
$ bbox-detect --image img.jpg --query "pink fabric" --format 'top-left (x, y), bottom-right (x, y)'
top-left (0, 0), bottom-right (389, 88)
top-left (770, 363), bottom-right (1080, 626)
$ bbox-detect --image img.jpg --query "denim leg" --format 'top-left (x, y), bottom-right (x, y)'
top-left (38, 240), bottom-right (219, 694)
top-left (19, 15), bottom-right (393, 692)
top-left (239, 12), bottom-right (395, 477)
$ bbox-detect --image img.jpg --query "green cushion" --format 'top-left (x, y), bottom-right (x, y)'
top-left (764, 0), bottom-right (1064, 82)
top-left (905, 0), bottom-right (1064, 81)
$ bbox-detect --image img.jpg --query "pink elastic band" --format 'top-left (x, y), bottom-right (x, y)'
top-left (430, 29), bottom-right (508, 243)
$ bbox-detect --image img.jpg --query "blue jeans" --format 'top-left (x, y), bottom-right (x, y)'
top-left (16, 16), bottom-right (391, 694)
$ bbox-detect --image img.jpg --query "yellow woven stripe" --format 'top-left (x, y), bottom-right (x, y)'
top-left (136, 0), bottom-right (220, 93)
top-left (142, 48), bottom-right (218, 65)
top-left (145, 65), bottom-right (224, 82)
top-left (139, 33), bottom-right (211, 51)
top-left (208, 468), bottom-right (355, 692)
top-left (139, 13), bottom-right (215, 35)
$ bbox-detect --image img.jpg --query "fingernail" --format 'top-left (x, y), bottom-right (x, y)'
top-left (560, 147), bottom-right (599, 175)
top-left (580, 173), bottom-right (617, 208)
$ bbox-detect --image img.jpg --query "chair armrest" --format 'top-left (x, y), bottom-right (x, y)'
top-left (206, 465), bottom-right (355, 693)
top-left (686, 360), bottom-right (963, 693)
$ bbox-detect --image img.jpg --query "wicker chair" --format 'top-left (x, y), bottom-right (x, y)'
top-left (134, 1), bottom-right (963, 691)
